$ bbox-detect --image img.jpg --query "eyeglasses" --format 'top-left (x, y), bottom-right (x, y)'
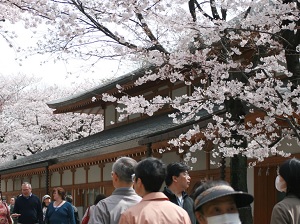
top-left (182, 171), bottom-right (190, 177)
top-left (131, 173), bottom-right (136, 182)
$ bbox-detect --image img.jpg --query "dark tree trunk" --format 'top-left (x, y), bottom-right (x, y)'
top-left (225, 98), bottom-right (253, 224)
top-left (231, 154), bottom-right (253, 224)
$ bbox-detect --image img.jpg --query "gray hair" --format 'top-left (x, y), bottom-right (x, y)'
top-left (112, 157), bottom-right (137, 183)
top-left (22, 182), bottom-right (32, 189)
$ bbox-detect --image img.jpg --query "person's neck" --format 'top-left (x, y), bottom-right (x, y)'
top-left (54, 199), bottom-right (64, 206)
top-left (115, 181), bottom-right (133, 188)
top-left (168, 185), bottom-right (183, 197)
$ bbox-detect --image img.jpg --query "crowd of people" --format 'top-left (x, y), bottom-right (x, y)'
top-left (0, 157), bottom-right (299, 224)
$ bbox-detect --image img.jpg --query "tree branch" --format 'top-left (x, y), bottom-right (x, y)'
top-left (135, 12), bottom-right (169, 54)
top-left (210, 0), bottom-right (220, 20)
top-left (70, 0), bottom-right (139, 50)
top-left (194, 0), bottom-right (213, 21)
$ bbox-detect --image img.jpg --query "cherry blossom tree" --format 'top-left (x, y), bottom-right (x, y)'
top-left (0, 75), bottom-right (103, 161)
top-left (1, 0), bottom-right (298, 160)
top-left (1, 1), bottom-right (300, 221)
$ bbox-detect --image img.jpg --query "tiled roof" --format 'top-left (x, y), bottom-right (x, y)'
top-left (47, 66), bottom-right (155, 109)
top-left (0, 110), bottom-right (220, 174)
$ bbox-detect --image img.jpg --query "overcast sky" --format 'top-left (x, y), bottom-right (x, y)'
top-left (0, 22), bottom-right (130, 87)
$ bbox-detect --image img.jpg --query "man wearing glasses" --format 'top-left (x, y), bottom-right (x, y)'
top-left (163, 162), bottom-right (196, 224)
top-left (89, 157), bottom-right (141, 224)
top-left (12, 182), bottom-right (43, 224)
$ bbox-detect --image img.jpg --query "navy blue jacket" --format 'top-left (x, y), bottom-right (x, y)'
top-left (13, 194), bottom-right (43, 224)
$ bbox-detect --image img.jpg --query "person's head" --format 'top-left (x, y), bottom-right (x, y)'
top-left (133, 157), bottom-right (166, 197)
top-left (94, 194), bottom-right (106, 205)
top-left (111, 157), bottom-right (137, 188)
top-left (52, 187), bottom-right (66, 201)
top-left (194, 180), bottom-right (253, 224)
top-left (10, 197), bottom-right (15, 205)
top-left (42, 195), bottom-right (51, 207)
top-left (165, 162), bottom-right (191, 191)
top-left (276, 158), bottom-right (300, 198)
top-left (21, 182), bottom-right (32, 197)
top-left (65, 195), bottom-right (73, 204)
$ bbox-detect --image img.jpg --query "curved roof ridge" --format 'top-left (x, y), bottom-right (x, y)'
top-left (47, 65), bottom-right (155, 109)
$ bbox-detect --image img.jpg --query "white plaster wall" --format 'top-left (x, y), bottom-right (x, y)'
top-left (7, 179), bottom-right (13, 192)
top-left (14, 179), bottom-right (21, 191)
top-left (172, 86), bottom-right (187, 99)
top-left (105, 104), bottom-right (116, 127)
top-left (88, 165), bottom-right (101, 183)
top-left (186, 150), bottom-right (207, 171)
top-left (1, 180), bottom-right (5, 192)
top-left (158, 85), bottom-right (169, 91)
top-left (103, 162), bottom-right (113, 181)
top-left (51, 172), bottom-right (60, 187)
top-left (116, 104), bottom-right (125, 124)
top-left (278, 137), bottom-right (300, 153)
top-left (40, 175), bottom-right (46, 188)
top-left (62, 170), bottom-right (73, 185)
top-left (129, 113), bottom-right (140, 119)
top-left (31, 175), bottom-right (39, 189)
top-left (209, 150), bottom-right (231, 170)
top-left (247, 167), bottom-right (254, 196)
top-left (157, 150), bottom-right (208, 172)
top-left (161, 151), bottom-right (179, 164)
top-left (23, 177), bottom-right (30, 183)
top-left (74, 168), bottom-right (85, 184)
top-left (247, 167), bottom-right (254, 214)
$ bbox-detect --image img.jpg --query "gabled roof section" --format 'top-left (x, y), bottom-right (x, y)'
top-left (0, 109), bottom-right (224, 174)
top-left (47, 66), bottom-right (156, 114)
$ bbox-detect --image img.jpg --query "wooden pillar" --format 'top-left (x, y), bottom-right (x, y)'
top-left (71, 168), bottom-right (76, 186)
top-left (4, 179), bottom-right (8, 192)
top-left (146, 143), bottom-right (152, 157)
top-left (59, 170), bottom-right (64, 186)
top-left (45, 167), bottom-right (50, 194)
top-left (98, 164), bottom-right (105, 194)
top-left (84, 166), bottom-right (90, 184)
top-left (220, 156), bottom-right (226, 180)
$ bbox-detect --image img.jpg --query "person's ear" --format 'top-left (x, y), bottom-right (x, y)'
top-left (195, 211), bottom-right (206, 224)
top-left (112, 172), bottom-right (118, 182)
top-left (136, 178), bottom-right (142, 188)
top-left (172, 175), bottom-right (178, 183)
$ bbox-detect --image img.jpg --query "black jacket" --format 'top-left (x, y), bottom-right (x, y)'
top-left (163, 187), bottom-right (196, 224)
top-left (13, 194), bottom-right (43, 224)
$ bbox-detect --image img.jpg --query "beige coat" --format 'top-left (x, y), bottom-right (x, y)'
top-left (119, 192), bottom-right (191, 224)
top-left (270, 195), bottom-right (300, 224)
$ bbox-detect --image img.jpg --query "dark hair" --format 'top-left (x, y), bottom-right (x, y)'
top-left (112, 157), bottom-right (137, 183)
top-left (94, 194), bottom-right (106, 205)
top-left (52, 187), bottom-right (66, 200)
top-left (135, 157), bottom-right (166, 192)
top-left (65, 195), bottom-right (73, 203)
top-left (279, 158), bottom-right (300, 198)
top-left (165, 162), bottom-right (190, 186)
top-left (190, 181), bottom-right (203, 200)
top-left (0, 191), bottom-right (2, 201)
